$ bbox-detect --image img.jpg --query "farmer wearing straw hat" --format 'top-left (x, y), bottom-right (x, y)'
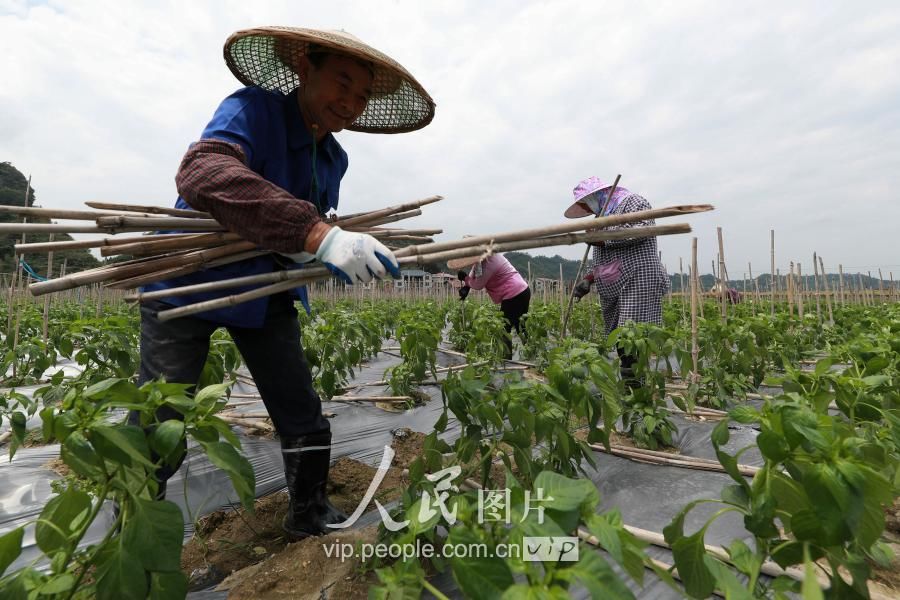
top-left (450, 250), bottom-right (531, 360)
top-left (134, 27), bottom-right (435, 539)
top-left (565, 177), bottom-right (670, 387)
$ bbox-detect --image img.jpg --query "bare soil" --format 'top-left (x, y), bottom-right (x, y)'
top-left (181, 431), bottom-right (420, 594)
top-left (223, 524), bottom-right (379, 599)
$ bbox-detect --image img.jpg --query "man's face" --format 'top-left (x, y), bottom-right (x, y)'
top-left (297, 53), bottom-right (374, 135)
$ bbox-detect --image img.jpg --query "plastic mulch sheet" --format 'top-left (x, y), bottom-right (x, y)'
top-left (1, 346), bottom-right (771, 598)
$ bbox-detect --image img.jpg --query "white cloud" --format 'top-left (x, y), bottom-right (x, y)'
top-left (1, 0), bottom-right (898, 278)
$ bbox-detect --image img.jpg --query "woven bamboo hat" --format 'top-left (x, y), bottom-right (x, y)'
top-left (224, 27), bottom-right (435, 134)
top-left (447, 235), bottom-right (482, 271)
top-left (447, 255), bottom-right (481, 271)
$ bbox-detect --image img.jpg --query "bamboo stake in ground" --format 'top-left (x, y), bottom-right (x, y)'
top-left (690, 237), bottom-right (700, 386)
top-left (717, 226), bottom-right (727, 318)
top-left (42, 235), bottom-right (54, 342)
top-left (819, 254), bottom-right (833, 323)
top-left (813, 252), bottom-right (822, 325)
top-left (770, 229), bottom-right (776, 316)
top-left (838, 263), bottom-right (845, 305)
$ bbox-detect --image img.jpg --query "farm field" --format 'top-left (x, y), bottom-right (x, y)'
top-left (0, 289), bottom-right (897, 599)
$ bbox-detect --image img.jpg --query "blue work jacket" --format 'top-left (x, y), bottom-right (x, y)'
top-left (143, 86), bottom-right (349, 327)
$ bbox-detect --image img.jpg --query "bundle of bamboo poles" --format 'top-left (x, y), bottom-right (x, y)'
top-left (7, 196), bottom-right (713, 320)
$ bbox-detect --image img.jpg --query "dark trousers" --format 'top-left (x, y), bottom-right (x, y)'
top-left (499, 287), bottom-right (531, 359)
top-left (616, 345), bottom-right (639, 388)
top-left (132, 293), bottom-right (329, 481)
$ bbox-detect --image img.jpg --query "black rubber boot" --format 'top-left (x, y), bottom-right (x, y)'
top-left (617, 346), bottom-right (641, 391)
top-left (281, 430), bottom-right (348, 539)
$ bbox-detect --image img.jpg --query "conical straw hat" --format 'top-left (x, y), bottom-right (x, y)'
top-left (224, 27), bottom-right (435, 133)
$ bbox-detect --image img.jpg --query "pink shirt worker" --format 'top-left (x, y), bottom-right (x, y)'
top-left (450, 252), bottom-right (531, 360)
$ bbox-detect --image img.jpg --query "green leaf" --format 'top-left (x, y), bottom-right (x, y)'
top-left (557, 549), bottom-right (635, 600)
top-left (532, 471), bottom-right (599, 513)
top-left (90, 425), bottom-right (155, 469)
top-left (149, 572), bottom-right (188, 600)
top-left (194, 382), bottom-right (231, 408)
top-left (720, 484), bottom-right (749, 509)
top-left (200, 441), bottom-right (255, 510)
top-left (757, 431), bottom-right (790, 463)
top-left (671, 530), bottom-right (715, 599)
top-left (0, 527), bottom-right (24, 577)
top-left (703, 556), bottom-right (754, 600)
top-left (35, 488), bottom-right (92, 555)
top-left (710, 419), bottom-right (730, 446)
top-left (60, 432), bottom-right (105, 480)
top-left (36, 573), bottom-right (76, 595)
top-left (149, 420), bottom-right (185, 465)
top-left (83, 377), bottom-right (126, 399)
top-left (122, 499), bottom-right (183, 572)
top-left (728, 405), bottom-right (760, 424)
top-left (448, 527), bottom-right (513, 599)
top-left (95, 542), bottom-right (148, 600)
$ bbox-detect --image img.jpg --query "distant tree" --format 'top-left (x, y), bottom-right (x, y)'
top-left (0, 162), bottom-right (100, 276)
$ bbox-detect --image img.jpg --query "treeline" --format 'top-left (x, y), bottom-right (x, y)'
top-left (1, 162), bottom-right (100, 277)
top-left (505, 250), bottom-right (890, 291)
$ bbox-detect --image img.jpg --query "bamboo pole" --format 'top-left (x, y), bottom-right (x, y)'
top-left (94, 215), bottom-right (224, 231)
top-left (84, 201), bottom-right (212, 219)
top-left (99, 231), bottom-right (243, 257)
top-left (788, 262), bottom-right (795, 316)
top-left (813, 253), bottom-right (822, 325)
top-left (29, 241), bottom-right (256, 296)
top-left (0, 222), bottom-right (221, 235)
top-left (690, 238), bottom-right (699, 385)
top-left (770, 229), bottom-right (776, 316)
top-left (716, 227), bottom-right (727, 318)
top-left (333, 195), bottom-right (442, 228)
top-left (819, 255), bottom-right (833, 323)
top-left (42, 235), bottom-right (54, 342)
top-left (15, 232), bottom-right (201, 254)
top-left (125, 209), bottom-right (708, 303)
top-left (796, 262), bottom-right (804, 318)
top-left (104, 250), bottom-right (267, 290)
top-left (154, 223), bottom-right (694, 320)
top-left (838, 264), bottom-right (845, 305)
top-left (878, 268), bottom-right (885, 304)
top-left (0, 205), bottom-right (182, 221)
top-left (343, 208), bottom-right (423, 230)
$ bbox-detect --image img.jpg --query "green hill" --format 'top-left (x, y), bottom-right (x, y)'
top-left (1, 162), bottom-right (100, 278)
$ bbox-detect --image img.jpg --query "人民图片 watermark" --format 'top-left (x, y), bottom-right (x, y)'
top-left (322, 445), bottom-right (575, 563)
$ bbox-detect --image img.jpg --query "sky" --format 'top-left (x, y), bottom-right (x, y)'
top-left (2, 0), bottom-right (898, 279)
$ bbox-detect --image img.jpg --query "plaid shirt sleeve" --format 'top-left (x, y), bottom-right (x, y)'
top-left (174, 138), bottom-right (322, 253)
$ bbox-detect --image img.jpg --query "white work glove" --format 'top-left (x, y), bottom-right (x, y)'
top-left (314, 226), bottom-right (401, 284)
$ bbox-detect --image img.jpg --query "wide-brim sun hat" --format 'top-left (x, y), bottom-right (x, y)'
top-left (564, 176), bottom-right (626, 218)
top-left (224, 27), bottom-right (435, 134)
top-left (447, 235), bottom-right (482, 271)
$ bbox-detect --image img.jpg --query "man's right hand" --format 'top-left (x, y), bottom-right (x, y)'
top-left (458, 285), bottom-right (471, 300)
top-left (572, 279), bottom-right (592, 301)
top-left (313, 226), bottom-right (401, 284)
